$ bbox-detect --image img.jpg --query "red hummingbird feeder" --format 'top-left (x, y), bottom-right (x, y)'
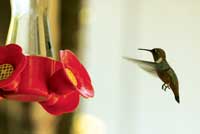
top-left (0, 0), bottom-right (94, 115)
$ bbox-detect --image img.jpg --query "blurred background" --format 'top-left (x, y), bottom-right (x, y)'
top-left (1, 0), bottom-right (200, 134)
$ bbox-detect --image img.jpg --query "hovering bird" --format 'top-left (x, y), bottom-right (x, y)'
top-left (124, 48), bottom-right (180, 103)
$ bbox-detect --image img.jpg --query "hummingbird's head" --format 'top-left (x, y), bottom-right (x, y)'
top-left (138, 48), bottom-right (166, 62)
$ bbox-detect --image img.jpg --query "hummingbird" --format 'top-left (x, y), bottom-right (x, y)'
top-left (124, 48), bottom-right (180, 103)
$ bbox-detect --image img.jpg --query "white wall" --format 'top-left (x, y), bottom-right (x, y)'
top-left (81, 0), bottom-right (121, 134)
top-left (82, 0), bottom-right (200, 134)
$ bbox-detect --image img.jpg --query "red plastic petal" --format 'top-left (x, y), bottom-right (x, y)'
top-left (48, 68), bottom-right (76, 95)
top-left (40, 91), bottom-right (80, 115)
top-left (59, 50), bottom-right (94, 98)
top-left (0, 44), bottom-right (26, 91)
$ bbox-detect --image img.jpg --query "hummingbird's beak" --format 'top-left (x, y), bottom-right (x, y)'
top-left (138, 48), bottom-right (152, 52)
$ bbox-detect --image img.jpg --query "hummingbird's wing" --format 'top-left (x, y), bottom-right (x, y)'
top-left (123, 57), bottom-right (158, 76)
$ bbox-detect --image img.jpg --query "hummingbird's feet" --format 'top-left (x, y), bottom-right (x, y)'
top-left (162, 83), bottom-right (170, 91)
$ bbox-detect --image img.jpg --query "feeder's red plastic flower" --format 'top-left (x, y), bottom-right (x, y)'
top-left (40, 50), bottom-right (94, 115)
top-left (0, 45), bottom-right (26, 92)
top-left (0, 44), bottom-right (94, 115)
top-left (59, 50), bottom-right (94, 98)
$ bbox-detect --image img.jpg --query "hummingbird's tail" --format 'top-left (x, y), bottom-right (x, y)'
top-left (175, 96), bottom-right (180, 103)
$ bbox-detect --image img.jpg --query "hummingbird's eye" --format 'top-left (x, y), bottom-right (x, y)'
top-left (154, 49), bottom-right (159, 53)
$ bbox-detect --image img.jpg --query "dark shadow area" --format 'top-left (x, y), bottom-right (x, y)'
top-left (56, 0), bottom-right (82, 134)
top-left (0, 1), bottom-right (10, 45)
top-left (60, 0), bottom-right (81, 52)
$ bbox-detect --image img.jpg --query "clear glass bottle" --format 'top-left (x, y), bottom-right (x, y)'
top-left (6, 0), bottom-right (54, 57)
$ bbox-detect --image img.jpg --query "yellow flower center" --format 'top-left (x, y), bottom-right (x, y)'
top-left (65, 68), bottom-right (78, 86)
